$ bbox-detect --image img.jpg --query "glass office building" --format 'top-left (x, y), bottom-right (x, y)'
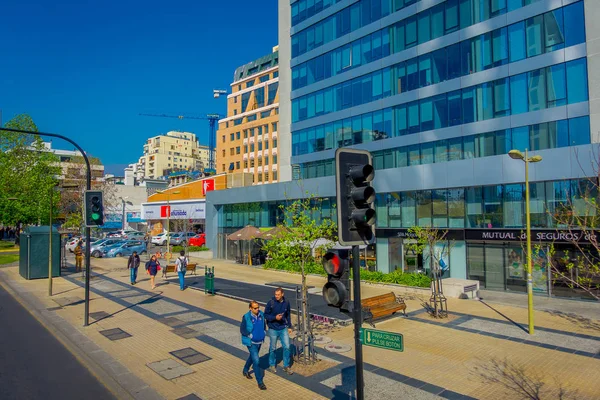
top-left (206, 0), bottom-right (600, 299)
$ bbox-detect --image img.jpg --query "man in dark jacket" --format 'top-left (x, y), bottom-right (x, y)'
top-left (264, 287), bottom-right (293, 375)
top-left (127, 251), bottom-right (140, 285)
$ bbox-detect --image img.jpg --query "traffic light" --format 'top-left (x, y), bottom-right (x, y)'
top-left (84, 190), bottom-right (104, 227)
top-left (335, 148), bottom-right (376, 245)
top-left (322, 250), bottom-right (350, 311)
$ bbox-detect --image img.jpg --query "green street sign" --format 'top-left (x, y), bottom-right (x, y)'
top-left (360, 328), bottom-right (403, 352)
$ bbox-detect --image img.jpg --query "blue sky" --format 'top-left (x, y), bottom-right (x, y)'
top-left (0, 0), bottom-right (278, 174)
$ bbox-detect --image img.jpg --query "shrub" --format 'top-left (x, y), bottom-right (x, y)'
top-left (172, 245), bottom-right (210, 252)
top-left (263, 260), bottom-right (431, 288)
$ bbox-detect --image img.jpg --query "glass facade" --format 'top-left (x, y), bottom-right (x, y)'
top-left (299, 116), bottom-right (590, 178)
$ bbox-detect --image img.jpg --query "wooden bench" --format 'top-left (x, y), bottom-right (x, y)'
top-left (361, 292), bottom-right (407, 327)
top-left (162, 263), bottom-right (197, 279)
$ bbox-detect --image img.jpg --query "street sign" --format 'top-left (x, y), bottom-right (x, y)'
top-left (360, 328), bottom-right (403, 352)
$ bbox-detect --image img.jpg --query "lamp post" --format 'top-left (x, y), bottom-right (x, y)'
top-left (156, 190), bottom-right (181, 254)
top-left (119, 196), bottom-right (132, 231)
top-left (508, 149), bottom-right (543, 335)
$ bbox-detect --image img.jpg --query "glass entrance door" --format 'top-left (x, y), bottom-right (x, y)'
top-left (485, 246), bottom-right (505, 290)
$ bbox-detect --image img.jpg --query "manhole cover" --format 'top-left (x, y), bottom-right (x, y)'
top-left (324, 343), bottom-right (352, 353)
top-left (171, 327), bottom-right (199, 339)
top-left (314, 335), bottom-right (332, 344)
top-left (170, 347), bottom-right (211, 365)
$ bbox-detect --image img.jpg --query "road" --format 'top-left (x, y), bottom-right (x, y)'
top-left (0, 284), bottom-right (116, 400)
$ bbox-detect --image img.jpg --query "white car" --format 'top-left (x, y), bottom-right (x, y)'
top-left (151, 233), bottom-right (167, 245)
top-left (122, 231), bottom-right (145, 240)
top-left (65, 237), bottom-right (100, 252)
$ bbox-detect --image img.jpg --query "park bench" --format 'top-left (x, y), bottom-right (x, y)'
top-left (162, 263), bottom-right (197, 279)
top-left (361, 292), bottom-right (407, 327)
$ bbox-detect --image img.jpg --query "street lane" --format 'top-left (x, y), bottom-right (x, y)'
top-left (0, 284), bottom-right (116, 400)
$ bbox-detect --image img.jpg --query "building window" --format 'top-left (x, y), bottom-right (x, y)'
top-left (265, 156), bottom-right (269, 165)
top-left (236, 131), bottom-right (241, 140)
top-left (273, 139), bottom-right (278, 148)
top-left (258, 157), bottom-right (262, 166)
top-left (250, 144), bottom-right (255, 152)
top-left (222, 135), bottom-right (225, 142)
top-left (273, 171), bottom-right (278, 180)
top-left (230, 148), bottom-right (235, 155)
top-left (236, 146), bottom-right (241, 154)
top-left (236, 161), bottom-right (240, 169)
top-left (230, 133), bottom-right (235, 141)
top-left (265, 124), bottom-right (269, 133)
top-left (234, 96), bottom-right (238, 103)
top-left (244, 130), bottom-right (248, 138)
top-left (244, 160), bottom-right (248, 168)
top-left (265, 141), bottom-right (269, 150)
top-left (273, 155), bottom-right (278, 164)
top-left (264, 171), bottom-right (269, 181)
top-left (258, 142), bottom-right (263, 151)
top-left (250, 159), bottom-right (255, 167)
top-left (258, 173), bottom-right (263, 182)
top-left (222, 164), bottom-right (225, 171)
top-left (272, 122), bottom-right (278, 132)
top-left (244, 145), bottom-right (248, 153)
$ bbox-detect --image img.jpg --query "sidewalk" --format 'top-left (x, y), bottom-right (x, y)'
top-left (0, 255), bottom-right (598, 400)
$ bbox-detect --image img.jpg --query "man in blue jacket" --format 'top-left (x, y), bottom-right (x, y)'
top-left (264, 287), bottom-right (293, 375)
top-left (240, 300), bottom-right (267, 390)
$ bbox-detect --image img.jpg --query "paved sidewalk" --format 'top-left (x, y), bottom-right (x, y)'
top-left (1, 255), bottom-right (599, 400)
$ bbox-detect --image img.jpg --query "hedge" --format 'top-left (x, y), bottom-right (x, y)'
top-left (263, 260), bottom-right (431, 288)
top-left (172, 245), bottom-right (210, 253)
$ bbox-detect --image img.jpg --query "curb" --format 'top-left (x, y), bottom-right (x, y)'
top-left (0, 270), bottom-right (164, 400)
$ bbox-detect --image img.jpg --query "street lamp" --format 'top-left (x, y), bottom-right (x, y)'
top-left (156, 190), bottom-right (181, 254)
top-left (119, 196), bottom-right (133, 231)
top-left (508, 149), bottom-right (543, 335)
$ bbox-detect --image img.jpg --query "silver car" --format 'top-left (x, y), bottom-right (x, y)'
top-left (90, 238), bottom-right (125, 258)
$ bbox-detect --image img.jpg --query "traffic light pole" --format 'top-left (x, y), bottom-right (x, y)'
top-left (352, 245), bottom-right (365, 400)
top-left (0, 127), bottom-right (93, 327)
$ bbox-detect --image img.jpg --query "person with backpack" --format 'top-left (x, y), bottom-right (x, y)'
top-left (127, 251), bottom-right (140, 285)
top-left (175, 250), bottom-right (188, 291)
top-left (240, 300), bottom-right (267, 390)
top-left (264, 287), bottom-right (293, 375)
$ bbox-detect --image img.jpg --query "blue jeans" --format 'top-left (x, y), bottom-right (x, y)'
top-left (243, 343), bottom-right (263, 385)
top-left (130, 268), bottom-right (138, 284)
top-left (268, 328), bottom-right (291, 368)
top-left (178, 271), bottom-right (186, 289)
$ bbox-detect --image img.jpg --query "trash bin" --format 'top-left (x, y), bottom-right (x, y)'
top-left (19, 226), bottom-right (61, 280)
top-left (204, 265), bottom-right (215, 295)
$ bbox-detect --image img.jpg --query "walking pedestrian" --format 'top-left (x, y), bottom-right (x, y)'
top-left (240, 300), bottom-right (267, 390)
top-left (145, 254), bottom-right (160, 290)
top-left (127, 251), bottom-right (140, 285)
top-left (74, 240), bottom-right (83, 272)
top-left (175, 250), bottom-right (188, 291)
top-left (264, 287), bottom-right (293, 375)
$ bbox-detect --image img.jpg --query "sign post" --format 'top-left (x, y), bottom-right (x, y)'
top-left (360, 328), bottom-right (404, 352)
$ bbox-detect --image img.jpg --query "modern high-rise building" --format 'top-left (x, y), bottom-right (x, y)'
top-left (136, 131), bottom-right (211, 180)
top-left (207, 0), bottom-right (599, 299)
top-left (216, 47), bottom-right (281, 184)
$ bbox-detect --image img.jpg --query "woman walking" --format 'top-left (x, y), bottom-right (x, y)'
top-left (145, 254), bottom-right (161, 290)
top-left (240, 300), bottom-right (267, 390)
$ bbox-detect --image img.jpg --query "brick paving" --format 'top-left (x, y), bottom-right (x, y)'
top-left (0, 254), bottom-right (599, 400)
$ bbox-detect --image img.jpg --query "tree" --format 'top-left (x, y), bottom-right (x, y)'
top-left (0, 114), bottom-right (61, 226)
top-left (405, 226), bottom-right (452, 318)
top-left (261, 192), bottom-right (337, 364)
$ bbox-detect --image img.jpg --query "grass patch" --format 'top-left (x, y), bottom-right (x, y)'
top-left (0, 254), bottom-right (19, 265)
top-left (173, 245), bottom-right (210, 252)
top-left (0, 241), bottom-right (16, 250)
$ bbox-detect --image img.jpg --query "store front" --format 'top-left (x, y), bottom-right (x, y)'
top-left (141, 200), bottom-right (206, 234)
top-left (376, 228), bottom-right (598, 300)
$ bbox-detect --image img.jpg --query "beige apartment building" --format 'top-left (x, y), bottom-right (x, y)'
top-left (38, 142), bottom-right (105, 182)
top-left (137, 131), bottom-right (211, 180)
top-left (216, 47), bottom-right (280, 184)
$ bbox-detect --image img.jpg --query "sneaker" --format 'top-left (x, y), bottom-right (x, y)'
top-left (258, 383), bottom-right (267, 390)
top-left (268, 366), bottom-right (276, 373)
top-left (283, 367), bottom-right (294, 375)
top-left (243, 371), bottom-right (252, 380)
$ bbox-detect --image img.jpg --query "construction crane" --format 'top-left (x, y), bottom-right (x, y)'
top-left (139, 113), bottom-right (222, 174)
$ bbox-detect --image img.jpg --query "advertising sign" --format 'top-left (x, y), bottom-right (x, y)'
top-left (142, 201), bottom-right (206, 220)
top-left (202, 179), bottom-right (215, 195)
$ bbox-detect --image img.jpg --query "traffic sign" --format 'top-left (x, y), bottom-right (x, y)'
top-left (360, 328), bottom-right (403, 352)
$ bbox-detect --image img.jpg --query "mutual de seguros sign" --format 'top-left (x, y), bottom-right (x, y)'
top-left (141, 201), bottom-right (206, 220)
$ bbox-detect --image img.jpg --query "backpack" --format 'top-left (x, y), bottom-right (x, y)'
top-left (179, 256), bottom-right (187, 269)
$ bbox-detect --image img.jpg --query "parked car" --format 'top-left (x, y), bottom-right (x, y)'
top-left (122, 231), bottom-right (144, 240)
top-left (189, 233), bottom-right (206, 247)
top-left (105, 231), bottom-right (121, 238)
top-left (66, 236), bottom-right (100, 252)
top-left (103, 241), bottom-right (147, 258)
top-left (168, 232), bottom-right (196, 246)
top-left (152, 233), bottom-right (167, 246)
top-left (90, 239), bottom-right (125, 258)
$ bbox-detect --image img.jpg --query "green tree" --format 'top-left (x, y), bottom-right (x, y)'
top-left (405, 226), bottom-right (452, 317)
top-left (0, 114), bottom-right (61, 226)
top-left (262, 192), bottom-right (337, 364)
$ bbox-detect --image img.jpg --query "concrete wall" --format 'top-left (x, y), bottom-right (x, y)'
top-left (278, 0), bottom-right (293, 182)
